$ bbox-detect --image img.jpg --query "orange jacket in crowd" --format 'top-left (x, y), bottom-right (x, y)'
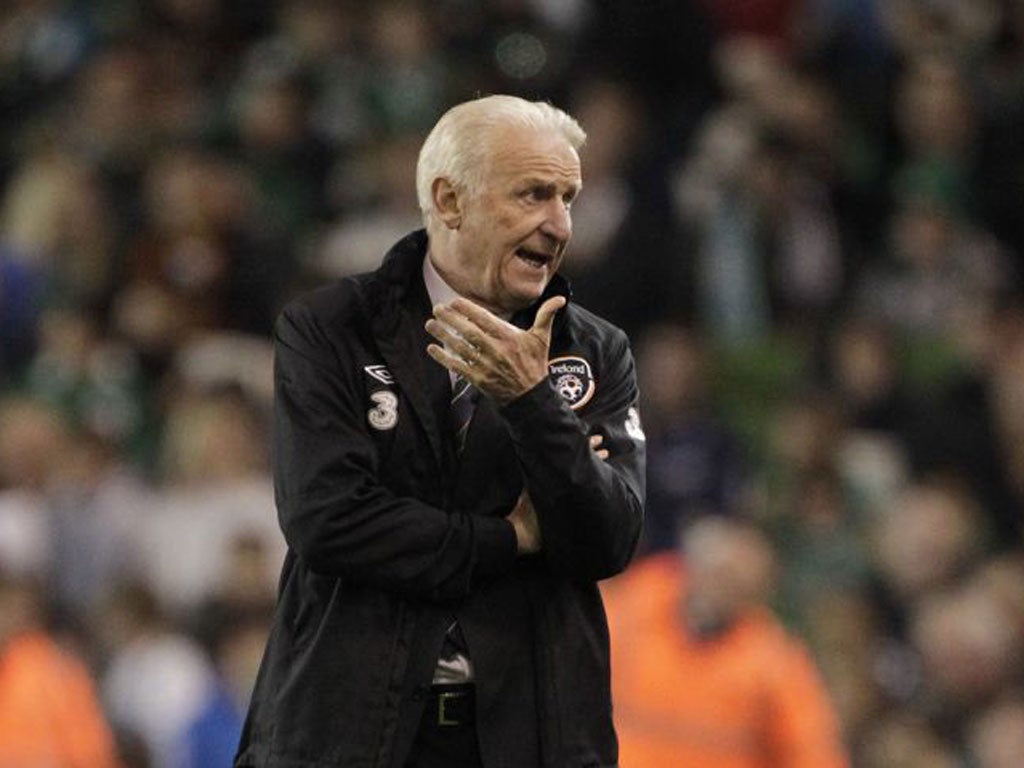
top-left (0, 630), bottom-right (121, 768)
top-left (603, 555), bottom-right (849, 768)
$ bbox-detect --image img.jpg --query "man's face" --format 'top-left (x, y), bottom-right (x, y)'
top-left (444, 125), bottom-right (581, 315)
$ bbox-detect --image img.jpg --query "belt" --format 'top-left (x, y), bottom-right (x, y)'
top-left (425, 683), bottom-right (475, 727)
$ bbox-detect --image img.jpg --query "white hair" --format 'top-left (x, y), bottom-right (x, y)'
top-left (416, 95), bottom-right (586, 224)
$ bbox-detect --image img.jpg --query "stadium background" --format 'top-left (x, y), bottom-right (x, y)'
top-left (1, 0), bottom-right (1023, 765)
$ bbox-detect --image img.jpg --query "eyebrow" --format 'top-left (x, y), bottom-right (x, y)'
top-left (521, 178), bottom-right (582, 193)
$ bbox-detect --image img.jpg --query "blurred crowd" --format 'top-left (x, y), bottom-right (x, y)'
top-left (0, 0), bottom-right (1023, 766)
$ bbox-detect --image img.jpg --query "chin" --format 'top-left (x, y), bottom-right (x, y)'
top-left (507, 289), bottom-right (545, 311)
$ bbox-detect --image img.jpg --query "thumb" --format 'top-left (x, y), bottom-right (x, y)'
top-left (531, 295), bottom-right (567, 340)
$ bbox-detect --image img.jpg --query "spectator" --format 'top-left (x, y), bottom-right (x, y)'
top-left (824, 315), bottom-right (914, 513)
top-left (854, 159), bottom-right (1014, 340)
top-left (798, 590), bottom-right (884, 741)
top-left (604, 517), bottom-right (849, 767)
top-left (24, 306), bottom-right (148, 456)
top-left (179, 600), bottom-right (272, 768)
top-left (362, 0), bottom-right (448, 135)
top-left (768, 466), bottom-right (872, 639)
top-left (558, 77), bottom-right (681, 335)
top-left (910, 579), bottom-right (1022, 724)
top-left (135, 386), bottom-right (282, 613)
top-left (826, 316), bottom-right (916, 438)
top-left (870, 479), bottom-right (986, 613)
top-left (46, 427), bottom-right (148, 629)
top-left (758, 388), bottom-right (845, 517)
top-left (0, 570), bottom-right (121, 768)
top-left (97, 581), bottom-right (214, 768)
top-left (0, 146), bottom-right (115, 311)
top-left (674, 41), bottom-right (851, 343)
top-left (0, 396), bottom-right (67, 580)
top-left (635, 322), bottom-right (748, 553)
top-left (317, 131), bottom-right (426, 278)
top-left (903, 298), bottom-right (1024, 542)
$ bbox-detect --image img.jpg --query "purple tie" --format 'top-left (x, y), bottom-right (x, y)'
top-left (450, 375), bottom-right (476, 453)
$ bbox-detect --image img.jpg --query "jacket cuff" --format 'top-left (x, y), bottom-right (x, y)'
top-left (474, 516), bottom-right (518, 577)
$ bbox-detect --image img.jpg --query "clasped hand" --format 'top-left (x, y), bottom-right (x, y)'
top-left (506, 434), bottom-right (609, 555)
top-left (425, 295), bottom-right (566, 405)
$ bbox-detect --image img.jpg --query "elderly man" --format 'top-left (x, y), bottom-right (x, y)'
top-left (235, 95), bottom-right (646, 768)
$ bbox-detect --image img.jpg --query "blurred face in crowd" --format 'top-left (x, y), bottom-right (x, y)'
top-left (833, 321), bottom-right (897, 407)
top-left (892, 201), bottom-right (954, 271)
top-left (637, 325), bottom-right (706, 420)
top-left (872, 482), bottom-right (977, 600)
top-left (682, 519), bottom-right (776, 629)
top-left (0, 398), bottom-right (68, 491)
top-left (911, 584), bottom-right (1019, 709)
top-left (895, 56), bottom-right (974, 156)
top-left (432, 124), bottom-right (581, 316)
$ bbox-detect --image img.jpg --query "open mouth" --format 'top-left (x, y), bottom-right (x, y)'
top-left (515, 247), bottom-right (554, 269)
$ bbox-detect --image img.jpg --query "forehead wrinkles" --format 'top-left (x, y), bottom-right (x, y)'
top-left (485, 127), bottom-right (581, 187)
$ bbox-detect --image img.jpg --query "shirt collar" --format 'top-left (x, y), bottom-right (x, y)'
top-left (422, 252), bottom-right (461, 310)
top-left (422, 255), bottom-right (466, 386)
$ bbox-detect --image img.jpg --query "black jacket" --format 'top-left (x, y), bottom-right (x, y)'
top-left (235, 231), bottom-right (646, 768)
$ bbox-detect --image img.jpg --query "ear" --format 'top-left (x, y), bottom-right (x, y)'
top-left (431, 177), bottom-right (462, 230)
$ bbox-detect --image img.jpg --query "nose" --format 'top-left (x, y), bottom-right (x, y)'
top-left (541, 197), bottom-right (572, 244)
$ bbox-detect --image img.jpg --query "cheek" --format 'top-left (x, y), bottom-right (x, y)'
top-left (493, 204), bottom-right (533, 237)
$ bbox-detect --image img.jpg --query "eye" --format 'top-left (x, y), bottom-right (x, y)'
top-left (517, 183), bottom-right (577, 208)
top-left (521, 185), bottom-right (551, 203)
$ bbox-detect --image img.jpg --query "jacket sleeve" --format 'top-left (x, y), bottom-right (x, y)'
top-left (499, 327), bottom-right (646, 581)
top-left (272, 302), bottom-right (517, 600)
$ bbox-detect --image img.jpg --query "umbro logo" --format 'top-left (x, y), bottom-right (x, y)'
top-left (364, 365), bottom-right (394, 385)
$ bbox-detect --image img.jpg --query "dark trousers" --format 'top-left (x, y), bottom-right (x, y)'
top-left (404, 684), bottom-right (483, 768)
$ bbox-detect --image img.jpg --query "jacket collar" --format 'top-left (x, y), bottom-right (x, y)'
top-left (367, 231), bottom-right (447, 469)
top-left (375, 229), bottom-right (431, 297)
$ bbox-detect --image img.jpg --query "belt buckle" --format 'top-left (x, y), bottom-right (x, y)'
top-left (437, 690), bottom-right (465, 727)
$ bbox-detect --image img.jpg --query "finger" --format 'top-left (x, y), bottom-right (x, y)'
top-left (424, 316), bottom-right (463, 347)
top-left (425, 318), bottom-right (482, 364)
top-left (425, 339), bottom-right (473, 370)
top-left (432, 305), bottom-right (497, 352)
top-left (426, 343), bottom-right (474, 379)
top-left (531, 296), bottom-right (567, 339)
top-left (589, 434), bottom-right (604, 449)
top-left (517, 490), bottom-right (535, 512)
top-left (595, 449), bottom-right (609, 461)
top-left (426, 342), bottom-right (457, 368)
top-left (448, 298), bottom-right (517, 339)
